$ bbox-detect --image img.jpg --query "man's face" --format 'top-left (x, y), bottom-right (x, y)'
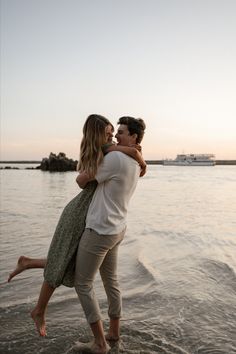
top-left (115, 124), bottom-right (136, 146)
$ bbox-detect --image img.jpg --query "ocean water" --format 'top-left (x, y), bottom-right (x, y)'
top-left (0, 165), bottom-right (236, 354)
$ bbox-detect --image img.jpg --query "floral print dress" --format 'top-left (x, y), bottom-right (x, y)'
top-left (44, 181), bottom-right (97, 288)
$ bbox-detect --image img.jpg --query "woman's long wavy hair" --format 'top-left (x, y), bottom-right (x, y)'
top-left (78, 114), bottom-right (112, 177)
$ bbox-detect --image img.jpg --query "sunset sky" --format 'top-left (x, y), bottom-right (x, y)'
top-left (1, 0), bottom-right (236, 160)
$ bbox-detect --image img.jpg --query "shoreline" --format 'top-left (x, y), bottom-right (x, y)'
top-left (0, 160), bottom-right (236, 167)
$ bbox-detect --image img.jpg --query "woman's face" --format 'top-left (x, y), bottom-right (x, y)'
top-left (105, 124), bottom-right (114, 143)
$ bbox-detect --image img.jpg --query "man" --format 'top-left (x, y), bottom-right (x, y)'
top-left (74, 117), bottom-right (146, 354)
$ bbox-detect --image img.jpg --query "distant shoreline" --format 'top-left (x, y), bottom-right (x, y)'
top-left (1, 160), bottom-right (236, 165)
top-left (0, 161), bottom-right (41, 164)
top-left (146, 160), bottom-right (236, 165)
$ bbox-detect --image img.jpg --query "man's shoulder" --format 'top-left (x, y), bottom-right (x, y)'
top-left (105, 151), bottom-right (122, 156)
top-left (105, 151), bottom-right (136, 164)
top-left (104, 151), bottom-right (127, 160)
top-left (101, 151), bottom-right (122, 170)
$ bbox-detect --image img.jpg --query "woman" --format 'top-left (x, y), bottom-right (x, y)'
top-left (8, 114), bottom-right (146, 337)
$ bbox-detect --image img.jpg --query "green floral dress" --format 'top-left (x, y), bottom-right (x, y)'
top-left (44, 181), bottom-right (97, 288)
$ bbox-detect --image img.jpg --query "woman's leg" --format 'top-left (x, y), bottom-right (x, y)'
top-left (8, 256), bottom-right (46, 282)
top-left (31, 280), bottom-right (55, 336)
top-left (8, 256), bottom-right (54, 336)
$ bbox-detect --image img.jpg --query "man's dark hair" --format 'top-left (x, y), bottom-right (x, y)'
top-left (117, 116), bottom-right (146, 144)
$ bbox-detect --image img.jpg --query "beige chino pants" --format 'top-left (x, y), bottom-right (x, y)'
top-left (74, 228), bottom-right (125, 324)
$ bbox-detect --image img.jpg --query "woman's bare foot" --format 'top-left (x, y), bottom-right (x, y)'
top-left (31, 307), bottom-right (47, 337)
top-left (8, 256), bottom-right (31, 282)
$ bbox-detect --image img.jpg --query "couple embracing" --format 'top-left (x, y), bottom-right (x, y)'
top-left (9, 114), bottom-right (146, 354)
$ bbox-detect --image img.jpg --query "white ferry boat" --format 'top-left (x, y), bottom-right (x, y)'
top-left (163, 154), bottom-right (216, 166)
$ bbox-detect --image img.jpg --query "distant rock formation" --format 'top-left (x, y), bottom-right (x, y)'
top-left (40, 152), bottom-right (78, 172)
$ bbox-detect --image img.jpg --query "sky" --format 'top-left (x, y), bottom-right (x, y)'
top-left (1, 0), bottom-right (236, 160)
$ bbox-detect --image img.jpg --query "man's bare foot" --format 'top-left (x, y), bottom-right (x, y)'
top-left (105, 334), bottom-right (119, 342)
top-left (74, 340), bottom-right (110, 354)
top-left (8, 256), bottom-right (30, 282)
top-left (31, 308), bottom-right (47, 337)
top-left (105, 334), bottom-right (120, 342)
top-left (106, 318), bottom-right (120, 343)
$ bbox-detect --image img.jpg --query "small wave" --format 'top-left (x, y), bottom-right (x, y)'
top-left (111, 324), bottom-right (190, 354)
top-left (137, 251), bottom-right (160, 282)
top-left (200, 258), bottom-right (236, 292)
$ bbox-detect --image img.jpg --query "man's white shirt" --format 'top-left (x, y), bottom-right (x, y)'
top-left (85, 151), bottom-right (140, 235)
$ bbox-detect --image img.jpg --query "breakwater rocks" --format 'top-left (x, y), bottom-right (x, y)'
top-left (40, 152), bottom-right (78, 172)
top-left (0, 153), bottom-right (78, 171)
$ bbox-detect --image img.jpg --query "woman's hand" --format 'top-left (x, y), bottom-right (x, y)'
top-left (133, 145), bottom-right (146, 176)
top-left (139, 162), bottom-right (147, 177)
top-left (128, 146), bottom-right (146, 177)
top-left (76, 171), bottom-right (93, 189)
